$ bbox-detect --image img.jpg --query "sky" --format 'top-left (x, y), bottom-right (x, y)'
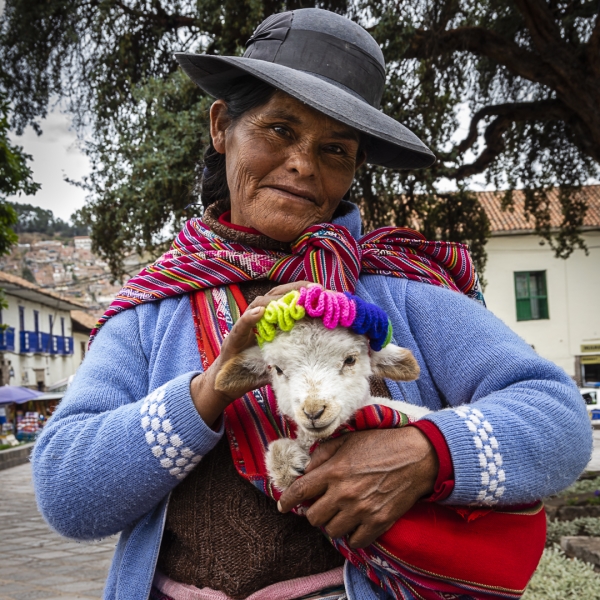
top-left (7, 109), bottom-right (91, 223)
top-left (1, 0), bottom-right (90, 223)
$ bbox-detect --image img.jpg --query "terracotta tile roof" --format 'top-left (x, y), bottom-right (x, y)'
top-left (0, 271), bottom-right (88, 310)
top-left (477, 185), bottom-right (600, 234)
top-left (70, 310), bottom-right (98, 331)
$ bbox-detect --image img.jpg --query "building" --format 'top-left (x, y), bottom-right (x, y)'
top-left (70, 310), bottom-right (97, 366)
top-left (73, 236), bottom-right (93, 251)
top-left (479, 186), bottom-right (600, 387)
top-left (0, 272), bottom-right (91, 390)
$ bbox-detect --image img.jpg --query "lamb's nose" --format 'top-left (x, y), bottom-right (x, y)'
top-left (303, 407), bottom-right (325, 421)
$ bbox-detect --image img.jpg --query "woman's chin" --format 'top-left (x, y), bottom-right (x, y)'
top-left (252, 216), bottom-right (316, 242)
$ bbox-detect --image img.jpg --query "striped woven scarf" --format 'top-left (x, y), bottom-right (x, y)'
top-left (90, 218), bottom-right (483, 342)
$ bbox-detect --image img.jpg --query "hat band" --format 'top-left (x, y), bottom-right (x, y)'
top-left (245, 28), bottom-right (385, 108)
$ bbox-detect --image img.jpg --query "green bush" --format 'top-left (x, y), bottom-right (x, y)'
top-left (546, 517), bottom-right (600, 545)
top-left (523, 546), bottom-right (600, 599)
top-left (559, 476), bottom-right (600, 496)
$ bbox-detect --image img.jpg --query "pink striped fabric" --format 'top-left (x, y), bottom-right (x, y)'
top-left (90, 218), bottom-right (483, 343)
top-left (152, 567), bottom-right (345, 600)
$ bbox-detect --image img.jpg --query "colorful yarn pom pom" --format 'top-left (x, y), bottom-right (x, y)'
top-left (255, 286), bottom-right (393, 351)
top-left (256, 290), bottom-right (305, 346)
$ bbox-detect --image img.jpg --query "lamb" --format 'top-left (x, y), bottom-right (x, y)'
top-left (215, 286), bottom-right (431, 491)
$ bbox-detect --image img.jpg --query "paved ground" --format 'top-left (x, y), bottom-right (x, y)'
top-left (1, 426), bottom-right (599, 600)
top-left (0, 463), bottom-right (117, 600)
top-left (589, 425), bottom-right (600, 472)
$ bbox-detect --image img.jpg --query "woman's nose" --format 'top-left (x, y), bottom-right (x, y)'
top-left (286, 145), bottom-right (317, 177)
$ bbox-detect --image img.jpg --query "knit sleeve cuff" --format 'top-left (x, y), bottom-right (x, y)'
top-left (140, 371), bottom-right (223, 481)
top-left (410, 420), bottom-right (455, 502)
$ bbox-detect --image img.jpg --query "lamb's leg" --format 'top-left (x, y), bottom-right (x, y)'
top-left (266, 438), bottom-right (311, 492)
top-left (368, 396), bottom-right (432, 420)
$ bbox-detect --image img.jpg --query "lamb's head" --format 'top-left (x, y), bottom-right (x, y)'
top-left (215, 287), bottom-right (419, 439)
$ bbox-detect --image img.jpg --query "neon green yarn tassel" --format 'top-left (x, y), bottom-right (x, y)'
top-left (255, 290), bottom-right (306, 346)
top-left (382, 320), bottom-right (393, 348)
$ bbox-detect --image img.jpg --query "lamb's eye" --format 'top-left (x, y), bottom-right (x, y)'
top-left (343, 356), bottom-right (356, 367)
top-left (274, 366), bottom-right (284, 376)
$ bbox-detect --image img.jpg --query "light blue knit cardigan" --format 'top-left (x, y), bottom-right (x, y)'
top-left (31, 205), bottom-right (592, 600)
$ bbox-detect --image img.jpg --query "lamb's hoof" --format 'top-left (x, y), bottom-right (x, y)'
top-left (266, 439), bottom-right (310, 492)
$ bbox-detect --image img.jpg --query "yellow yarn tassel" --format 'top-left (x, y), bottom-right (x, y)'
top-left (256, 290), bottom-right (306, 346)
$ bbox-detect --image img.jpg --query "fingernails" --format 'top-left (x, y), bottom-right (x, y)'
top-left (250, 306), bottom-right (263, 315)
top-left (277, 500), bottom-right (283, 512)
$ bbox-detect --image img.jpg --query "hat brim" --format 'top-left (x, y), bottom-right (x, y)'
top-left (174, 53), bottom-right (436, 170)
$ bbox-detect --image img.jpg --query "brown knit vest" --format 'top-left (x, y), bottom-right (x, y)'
top-left (157, 204), bottom-right (391, 598)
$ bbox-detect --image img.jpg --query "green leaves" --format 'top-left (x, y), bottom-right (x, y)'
top-left (78, 71), bottom-right (211, 279)
top-left (0, 93), bottom-right (39, 256)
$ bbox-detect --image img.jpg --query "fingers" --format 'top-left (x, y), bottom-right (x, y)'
top-left (278, 468), bottom-right (329, 513)
top-left (247, 281), bottom-right (322, 311)
top-left (303, 436), bottom-right (346, 474)
top-left (265, 281), bottom-right (321, 297)
top-left (221, 306), bottom-right (265, 356)
top-left (347, 521), bottom-right (392, 549)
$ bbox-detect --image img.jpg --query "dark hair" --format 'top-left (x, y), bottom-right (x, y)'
top-left (200, 76), bottom-right (277, 209)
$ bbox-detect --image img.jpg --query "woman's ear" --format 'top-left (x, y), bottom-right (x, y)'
top-left (210, 100), bottom-right (231, 154)
top-left (355, 149), bottom-right (367, 171)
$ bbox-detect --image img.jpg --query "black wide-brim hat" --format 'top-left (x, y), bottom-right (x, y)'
top-left (175, 9), bottom-right (435, 170)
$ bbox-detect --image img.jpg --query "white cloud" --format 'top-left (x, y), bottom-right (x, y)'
top-left (7, 108), bottom-right (91, 222)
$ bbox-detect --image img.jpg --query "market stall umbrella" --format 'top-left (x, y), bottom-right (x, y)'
top-left (0, 386), bottom-right (43, 404)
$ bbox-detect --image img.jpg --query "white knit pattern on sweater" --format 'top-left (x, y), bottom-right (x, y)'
top-left (140, 383), bottom-right (202, 479)
top-left (454, 405), bottom-right (505, 504)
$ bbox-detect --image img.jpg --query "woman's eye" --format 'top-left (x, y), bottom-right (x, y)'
top-left (343, 356), bottom-right (356, 366)
top-left (272, 125), bottom-right (290, 137)
top-left (325, 144), bottom-right (345, 155)
top-left (274, 366), bottom-right (284, 375)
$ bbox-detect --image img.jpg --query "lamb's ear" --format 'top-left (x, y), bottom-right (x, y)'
top-left (370, 344), bottom-right (420, 381)
top-left (214, 346), bottom-right (269, 396)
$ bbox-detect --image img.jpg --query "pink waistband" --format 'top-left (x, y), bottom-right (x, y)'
top-left (153, 568), bottom-right (345, 600)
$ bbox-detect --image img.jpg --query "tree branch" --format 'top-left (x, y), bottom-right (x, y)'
top-left (513, 0), bottom-right (578, 84)
top-left (513, 0), bottom-right (564, 51)
top-left (113, 1), bottom-right (201, 30)
top-left (445, 99), bottom-right (572, 180)
top-left (587, 9), bottom-right (600, 75)
top-left (403, 26), bottom-right (562, 90)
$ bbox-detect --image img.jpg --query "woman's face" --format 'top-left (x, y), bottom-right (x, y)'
top-left (210, 91), bottom-right (366, 242)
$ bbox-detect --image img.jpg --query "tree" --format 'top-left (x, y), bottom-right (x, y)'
top-left (0, 92), bottom-right (40, 315)
top-left (357, 0), bottom-right (600, 261)
top-left (9, 202), bottom-right (89, 237)
top-left (0, 0), bottom-right (597, 279)
top-left (0, 93), bottom-right (40, 255)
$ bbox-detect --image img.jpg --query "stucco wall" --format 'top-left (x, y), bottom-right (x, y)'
top-left (483, 230), bottom-right (600, 378)
top-left (1, 293), bottom-right (77, 389)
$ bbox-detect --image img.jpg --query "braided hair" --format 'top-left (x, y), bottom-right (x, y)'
top-left (200, 76), bottom-right (277, 209)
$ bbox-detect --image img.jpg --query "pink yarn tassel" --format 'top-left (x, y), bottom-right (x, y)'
top-left (297, 286), bottom-right (357, 330)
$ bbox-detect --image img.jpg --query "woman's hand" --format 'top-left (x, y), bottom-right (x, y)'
top-left (190, 281), bottom-right (319, 426)
top-left (277, 427), bottom-right (438, 548)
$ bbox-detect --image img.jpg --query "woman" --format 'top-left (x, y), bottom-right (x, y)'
top-left (32, 8), bottom-right (591, 600)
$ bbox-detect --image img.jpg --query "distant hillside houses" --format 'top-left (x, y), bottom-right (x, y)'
top-left (0, 234), bottom-right (139, 310)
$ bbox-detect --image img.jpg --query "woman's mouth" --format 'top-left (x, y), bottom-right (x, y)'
top-left (266, 185), bottom-right (317, 204)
